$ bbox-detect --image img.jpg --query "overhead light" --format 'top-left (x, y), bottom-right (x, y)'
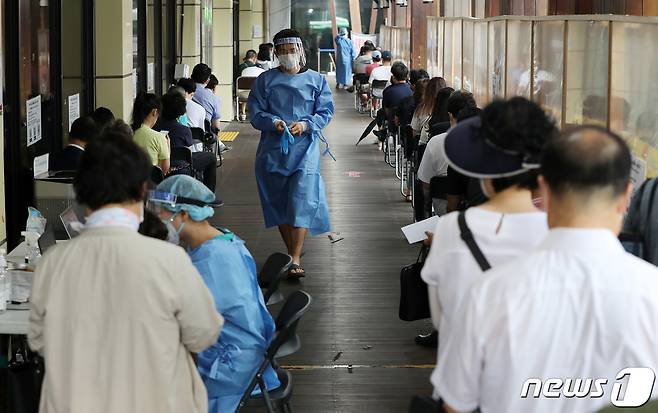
top-left (423, 0), bottom-right (433, 3)
top-left (307, 8), bottom-right (314, 13)
top-left (395, 0), bottom-right (404, 5)
top-left (400, 0), bottom-right (408, 7)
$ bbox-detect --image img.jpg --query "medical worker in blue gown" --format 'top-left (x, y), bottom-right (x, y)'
top-left (149, 175), bottom-right (280, 413)
top-left (248, 28), bottom-right (335, 278)
top-left (335, 27), bottom-right (355, 90)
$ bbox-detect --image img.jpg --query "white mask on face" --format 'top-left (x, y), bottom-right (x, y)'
top-left (479, 179), bottom-right (491, 200)
top-left (278, 53), bottom-right (300, 70)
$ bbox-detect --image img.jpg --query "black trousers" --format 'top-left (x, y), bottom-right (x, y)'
top-left (192, 151), bottom-right (217, 193)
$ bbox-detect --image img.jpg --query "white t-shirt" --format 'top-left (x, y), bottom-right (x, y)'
top-left (433, 228), bottom-right (658, 413)
top-left (186, 98), bottom-right (206, 129)
top-left (417, 131), bottom-right (449, 183)
top-left (369, 65), bottom-right (392, 84)
top-left (354, 55), bottom-right (373, 74)
top-left (241, 66), bottom-right (265, 78)
top-left (422, 208), bottom-right (548, 392)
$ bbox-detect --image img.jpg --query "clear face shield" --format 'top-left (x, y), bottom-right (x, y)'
top-left (145, 190), bottom-right (220, 217)
top-left (274, 37), bottom-right (306, 70)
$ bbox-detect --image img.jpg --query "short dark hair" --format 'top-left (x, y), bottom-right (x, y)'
top-left (541, 125), bottom-right (631, 198)
top-left (409, 69), bottom-right (430, 85)
top-left (75, 125), bottom-right (151, 210)
top-left (90, 107), bottom-right (115, 131)
top-left (244, 49), bottom-right (257, 60)
top-left (206, 74), bottom-right (219, 91)
top-left (69, 116), bottom-right (98, 143)
top-left (258, 43), bottom-right (272, 61)
top-left (191, 63), bottom-right (212, 84)
top-left (139, 210), bottom-right (169, 240)
top-left (391, 62), bottom-right (408, 81)
top-left (177, 77), bottom-right (196, 94)
top-left (161, 91), bottom-right (187, 120)
top-left (456, 106), bottom-right (481, 123)
top-left (481, 97), bottom-right (558, 192)
top-left (130, 92), bottom-right (161, 131)
top-left (446, 91), bottom-right (476, 119)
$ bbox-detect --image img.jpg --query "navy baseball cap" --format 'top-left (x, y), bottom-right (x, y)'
top-left (444, 116), bottom-right (539, 179)
top-left (382, 51), bottom-right (392, 60)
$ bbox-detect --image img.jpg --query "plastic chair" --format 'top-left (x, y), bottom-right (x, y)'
top-left (168, 147), bottom-right (194, 177)
top-left (234, 76), bottom-right (258, 120)
top-left (274, 289), bottom-right (312, 358)
top-left (237, 290), bottom-right (312, 413)
top-left (258, 253), bottom-right (293, 305)
top-left (150, 165), bottom-right (165, 184)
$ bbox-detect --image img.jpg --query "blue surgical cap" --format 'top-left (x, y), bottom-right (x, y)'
top-left (155, 175), bottom-right (216, 221)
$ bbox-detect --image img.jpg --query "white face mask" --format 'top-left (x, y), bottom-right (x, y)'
top-left (163, 213), bottom-right (185, 245)
top-left (278, 53), bottom-right (299, 70)
top-left (479, 179), bottom-right (491, 200)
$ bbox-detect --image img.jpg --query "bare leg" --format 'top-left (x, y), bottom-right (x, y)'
top-left (239, 102), bottom-right (247, 117)
top-left (289, 227), bottom-right (307, 266)
top-left (278, 224), bottom-right (292, 253)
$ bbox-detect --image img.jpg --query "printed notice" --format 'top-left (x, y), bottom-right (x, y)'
top-left (147, 62), bottom-right (155, 92)
top-left (33, 153), bottom-right (49, 177)
top-left (26, 96), bottom-right (42, 147)
top-left (68, 94), bottom-right (80, 132)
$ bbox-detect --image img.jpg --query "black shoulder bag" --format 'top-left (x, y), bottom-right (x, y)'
top-left (399, 245), bottom-right (431, 321)
top-left (458, 211), bottom-right (491, 271)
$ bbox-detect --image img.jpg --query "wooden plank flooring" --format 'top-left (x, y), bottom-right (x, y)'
top-left (211, 87), bottom-right (435, 412)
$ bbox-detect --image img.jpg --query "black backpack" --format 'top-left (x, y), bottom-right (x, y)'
top-left (621, 178), bottom-right (658, 265)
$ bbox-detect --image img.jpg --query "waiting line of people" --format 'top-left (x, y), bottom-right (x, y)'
top-left (356, 54), bottom-right (658, 410)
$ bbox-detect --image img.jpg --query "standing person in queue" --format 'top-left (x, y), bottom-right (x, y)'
top-left (335, 27), bottom-right (355, 90)
top-left (248, 28), bottom-right (335, 278)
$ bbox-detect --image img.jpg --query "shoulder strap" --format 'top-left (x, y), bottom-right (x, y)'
top-left (458, 211), bottom-right (492, 271)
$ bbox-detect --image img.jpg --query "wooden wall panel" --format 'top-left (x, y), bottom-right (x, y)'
top-left (626, 0), bottom-right (643, 14)
top-left (524, 0), bottom-right (537, 14)
top-left (410, 0), bottom-right (438, 69)
top-left (645, 0), bottom-right (658, 15)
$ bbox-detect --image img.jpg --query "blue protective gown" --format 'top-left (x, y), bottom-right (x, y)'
top-left (335, 35), bottom-right (355, 86)
top-left (248, 68), bottom-right (335, 235)
top-left (190, 233), bottom-right (280, 413)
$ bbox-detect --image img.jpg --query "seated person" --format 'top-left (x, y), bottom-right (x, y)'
top-left (381, 61), bottom-right (412, 131)
top-left (131, 92), bottom-right (170, 174)
top-left (192, 64), bottom-right (229, 153)
top-left (369, 51), bottom-right (393, 87)
top-left (238, 64), bottom-right (265, 122)
top-left (151, 175), bottom-right (280, 413)
top-left (365, 50), bottom-right (382, 77)
top-left (177, 77), bottom-right (207, 130)
top-left (237, 49), bottom-right (257, 74)
top-left (90, 107), bottom-right (115, 133)
top-left (434, 125), bottom-right (658, 413)
top-left (50, 116), bottom-right (98, 171)
top-left (417, 92), bottom-right (478, 216)
top-left (155, 91), bottom-right (217, 193)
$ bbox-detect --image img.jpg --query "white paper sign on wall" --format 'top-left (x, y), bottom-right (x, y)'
top-left (33, 153), bottom-right (49, 177)
top-left (26, 96), bottom-right (42, 147)
top-left (253, 24), bottom-right (263, 38)
top-left (68, 94), bottom-right (80, 132)
top-left (147, 62), bottom-right (155, 92)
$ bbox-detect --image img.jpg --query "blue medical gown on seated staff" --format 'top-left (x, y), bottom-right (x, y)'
top-left (335, 35), bottom-right (355, 86)
top-left (248, 68), bottom-right (335, 235)
top-left (190, 234), bottom-right (280, 413)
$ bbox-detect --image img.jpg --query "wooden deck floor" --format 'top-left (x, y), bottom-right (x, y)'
top-left (211, 86), bottom-right (435, 413)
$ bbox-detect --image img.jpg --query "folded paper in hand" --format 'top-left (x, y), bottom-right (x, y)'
top-left (401, 216), bottom-right (440, 244)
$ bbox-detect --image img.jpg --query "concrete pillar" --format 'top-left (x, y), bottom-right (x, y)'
top-left (179, 0), bottom-right (202, 69)
top-left (213, 0), bottom-right (235, 121)
top-left (239, 0), bottom-right (253, 57)
top-left (95, 0), bottom-right (134, 121)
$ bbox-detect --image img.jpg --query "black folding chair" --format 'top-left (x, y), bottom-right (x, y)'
top-left (168, 147), bottom-right (194, 177)
top-left (258, 253), bottom-right (293, 305)
top-left (237, 290), bottom-right (312, 413)
top-left (190, 127), bottom-right (215, 150)
top-left (274, 289), bottom-right (311, 358)
top-left (204, 119), bottom-right (223, 167)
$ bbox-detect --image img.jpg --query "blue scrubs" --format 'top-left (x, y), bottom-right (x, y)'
top-left (248, 68), bottom-right (335, 235)
top-left (190, 232), bottom-right (280, 413)
top-left (335, 35), bottom-right (355, 86)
